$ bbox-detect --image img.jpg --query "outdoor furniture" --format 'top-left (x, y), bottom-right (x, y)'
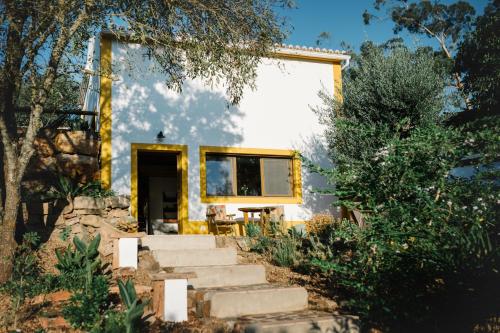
top-left (238, 206), bottom-right (278, 236)
top-left (206, 205), bottom-right (238, 235)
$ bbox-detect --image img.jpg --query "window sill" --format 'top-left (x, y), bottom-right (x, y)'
top-left (201, 196), bottom-right (302, 204)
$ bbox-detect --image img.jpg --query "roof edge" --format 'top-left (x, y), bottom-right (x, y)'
top-left (100, 30), bottom-right (351, 63)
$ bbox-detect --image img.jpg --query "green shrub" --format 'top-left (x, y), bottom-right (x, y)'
top-left (118, 279), bottom-right (150, 333)
top-left (305, 40), bottom-right (500, 330)
top-left (62, 275), bottom-right (110, 331)
top-left (55, 234), bottom-right (105, 290)
top-left (94, 310), bottom-right (126, 333)
top-left (0, 233), bottom-right (58, 328)
top-left (44, 176), bottom-right (115, 203)
top-left (271, 236), bottom-right (300, 267)
top-left (57, 234), bottom-right (111, 330)
top-left (245, 222), bottom-right (262, 238)
top-left (250, 235), bottom-right (273, 254)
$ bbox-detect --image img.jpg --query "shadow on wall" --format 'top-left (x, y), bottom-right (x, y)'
top-left (295, 134), bottom-right (339, 218)
top-left (111, 44), bottom-right (245, 194)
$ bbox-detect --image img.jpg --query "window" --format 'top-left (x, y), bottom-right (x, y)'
top-left (200, 146), bottom-right (302, 203)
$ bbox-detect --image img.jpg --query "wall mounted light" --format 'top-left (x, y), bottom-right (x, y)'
top-left (156, 131), bottom-right (165, 143)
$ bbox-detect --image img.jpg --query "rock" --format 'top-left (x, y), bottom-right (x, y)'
top-left (108, 209), bottom-right (129, 218)
top-left (105, 195), bottom-right (131, 209)
top-left (110, 284), bottom-right (152, 296)
top-left (55, 215), bottom-right (66, 227)
top-left (56, 153), bottom-right (98, 183)
top-left (63, 211), bottom-right (77, 219)
top-left (119, 216), bottom-right (137, 224)
top-left (74, 208), bottom-right (105, 215)
top-left (54, 130), bottom-right (99, 156)
top-left (80, 215), bottom-right (104, 227)
top-left (236, 238), bottom-right (251, 252)
top-left (138, 250), bottom-right (160, 272)
top-left (74, 196), bottom-right (106, 210)
top-left (71, 223), bottom-right (83, 234)
top-left (100, 241), bottom-right (114, 257)
top-left (65, 217), bottom-right (80, 226)
top-left (34, 136), bottom-right (56, 157)
top-left (32, 290), bottom-right (72, 305)
top-left (31, 155), bottom-right (57, 173)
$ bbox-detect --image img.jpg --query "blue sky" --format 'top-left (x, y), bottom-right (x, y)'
top-left (279, 0), bottom-right (490, 51)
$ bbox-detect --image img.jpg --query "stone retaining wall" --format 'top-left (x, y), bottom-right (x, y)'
top-left (25, 129), bottom-right (99, 189)
top-left (46, 195), bottom-right (137, 261)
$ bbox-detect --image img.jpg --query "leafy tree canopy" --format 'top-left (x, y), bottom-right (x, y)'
top-left (314, 41), bottom-right (447, 167)
top-left (456, 0), bottom-right (500, 114)
top-left (0, 0), bottom-right (292, 283)
top-left (363, 0), bottom-right (476, 56)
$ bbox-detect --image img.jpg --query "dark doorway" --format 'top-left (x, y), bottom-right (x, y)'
top-left (137, 151), bottom-right (179, 234)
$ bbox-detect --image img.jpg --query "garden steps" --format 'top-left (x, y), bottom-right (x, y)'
top-left (234, 310), bottom-right (360, 333)
top-left (144, 235), bottom-right (360, 330)
top-left (173, 264), bottom-right (267, 288)
top-left (190, 284), bottom-right (308, 318)
top-left (151, 247), bottom-right (237, 267)
top-left (141, 234), bottom-right (216, 251)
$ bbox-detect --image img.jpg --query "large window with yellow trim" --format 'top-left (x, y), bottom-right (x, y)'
top-left (200, 146), bottom-right (302, 204)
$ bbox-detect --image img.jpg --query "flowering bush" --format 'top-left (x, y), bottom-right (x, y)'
top-left (305, 41), bottom-right (500, 330)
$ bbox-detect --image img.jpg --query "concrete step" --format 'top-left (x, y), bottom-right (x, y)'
top-left (173, 264), bottom-right (267, 288)
top-left (193, 284), bottom-right (308, 318)
top-left (141, 235), bottom-right (216, 251)
top-left (236, 310), bottom-right (360, 333)
top-left (151, 248), bottom-right (237, 267)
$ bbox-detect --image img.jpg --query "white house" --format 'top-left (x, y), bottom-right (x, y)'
top-left (85, 32), bottom-right (350, 235)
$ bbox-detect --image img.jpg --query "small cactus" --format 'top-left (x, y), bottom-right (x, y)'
top-left (118, 279), bottom-right (150, 333)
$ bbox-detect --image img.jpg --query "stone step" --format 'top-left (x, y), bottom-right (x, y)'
top-left (193, 284), bottom-right (308, 318)
top-left (235, 310), bottom-right (360, 333)
top-left (141, 235), bottom-right (216, 251)
top-left (151, 248), bottom-right (237, 267)
top-left (173, 264), bottom-right (267, 288)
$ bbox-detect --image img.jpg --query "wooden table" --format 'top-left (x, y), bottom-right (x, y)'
top-left (238, 206), bottom-right (277, 236)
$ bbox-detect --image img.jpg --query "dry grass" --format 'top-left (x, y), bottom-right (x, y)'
top-left (305, 213), bottom-right (338, 235)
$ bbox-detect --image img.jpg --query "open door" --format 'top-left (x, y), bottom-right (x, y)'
top-left (131, 144), bottom-right (188, 235)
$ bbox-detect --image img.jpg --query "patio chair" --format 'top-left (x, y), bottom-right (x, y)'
top-left (206, 205), bottom-right (238, 236)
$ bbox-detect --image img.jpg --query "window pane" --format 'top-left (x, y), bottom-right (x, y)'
top-left (236, 156), bottom-right (261, 196)
top-left (206, 155), bottom-right (234, 196)
top-left (263, 158), bottom-right (292, 196)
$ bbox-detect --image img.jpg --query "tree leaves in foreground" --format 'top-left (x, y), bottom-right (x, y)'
top-left (0, 0), bottom-right (291, 282)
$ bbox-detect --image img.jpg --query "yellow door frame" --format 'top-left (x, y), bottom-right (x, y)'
top-left (130, 143), bottom-right (188, 234)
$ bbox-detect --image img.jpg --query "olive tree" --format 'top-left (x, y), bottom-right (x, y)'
top-left (0, 0), bottom-right (290, 282)
top-left (363, 0), bottom-right (477, 110)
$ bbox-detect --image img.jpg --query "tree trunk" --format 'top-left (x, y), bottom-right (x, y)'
top-left (0, 179), bottom-right (22, 283)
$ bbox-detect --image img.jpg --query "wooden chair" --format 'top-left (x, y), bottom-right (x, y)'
top-left (206, 205), bottom-right (238, 235)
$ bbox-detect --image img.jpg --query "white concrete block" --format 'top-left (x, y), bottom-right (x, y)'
top-left (119, 237), bottom-right (138, 269)
top-left (164, 279), bottom-right (188, 322)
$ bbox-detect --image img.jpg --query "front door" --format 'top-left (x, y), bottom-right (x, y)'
top-left (131, 144), bottom-right (188, 235)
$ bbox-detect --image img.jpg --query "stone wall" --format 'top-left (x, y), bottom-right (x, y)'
top-left (25, 129), bottom-right (99, 191)
top-left (51, 195), bottom-right (138, 261)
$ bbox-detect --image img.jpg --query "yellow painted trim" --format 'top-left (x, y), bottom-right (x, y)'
top-left (333, 62), bottom-right (343, 102)
top-left (99, 36), bottom-right (112, 189)
top-left (199, 146), bottom-right (302, 204)
top-left (130, 143), bottom-right (189, 234)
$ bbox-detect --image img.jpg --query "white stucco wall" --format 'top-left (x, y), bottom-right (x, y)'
top-left (109, 40), bottom-right (338, 221)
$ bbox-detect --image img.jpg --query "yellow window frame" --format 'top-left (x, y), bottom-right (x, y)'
top-left (199, 146), bottom-right (302, 204)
